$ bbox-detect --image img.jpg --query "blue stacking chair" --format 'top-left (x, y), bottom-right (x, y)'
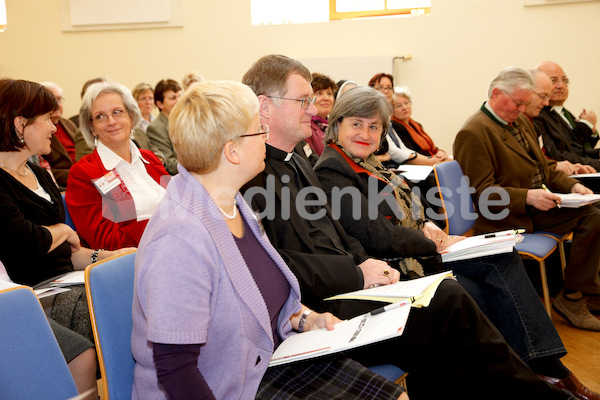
top-left (433, 160), bottom-right (559, 315)
top-left (369, 364), bottom-right (408, 390)
top-left (61, 192), bottom-right (76, 230)
top-left (0, 285), bottom-right (79, 400)
top-left (85, 250), bottom-right (137, 400)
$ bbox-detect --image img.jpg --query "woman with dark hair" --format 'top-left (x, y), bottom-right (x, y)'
top-left (307, 72), bottom-right (337, 156)
top-left (146, 78), bottom-right (183, 175)
top-left (0, 78), bottom-right (130, 399)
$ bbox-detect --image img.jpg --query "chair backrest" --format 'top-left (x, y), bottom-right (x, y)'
top-left (61, 192), bottom-right (76, 230)
top-left (432, 160), bottom-right (476, 236)
top-left (85, 250), bottom-right (137, 400)
top-left (0, 286), bottom-right (79, 400)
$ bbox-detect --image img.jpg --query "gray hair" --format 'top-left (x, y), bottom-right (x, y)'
top-left (487, 67), bottom-right (535, 98)
top-left (392, 86), bottom-right (412, 103)
top-left (131, 82), bottom-right (153, 100)
top-left (40, 82), bottom-right (63, 96)
top-left (325, 86), bottom-right (390, 144)
top-left (79, 80), bottom-right (142, 149)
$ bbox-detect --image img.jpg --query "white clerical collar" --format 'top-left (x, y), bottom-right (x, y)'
top-left (96, 140), bottom-right (149, 170)
top-left (484, 101), bottom-right (509, 125)
top-left (284, 152), bottom-right (293, 162)
top-left (552, 105), bottom-right (564, 113)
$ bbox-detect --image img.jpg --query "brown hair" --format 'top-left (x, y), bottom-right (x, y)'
top-left (311, 72), bottom-right (338, 93)
top-left (0, 79), bottom-right (58, 151)
top-left (154, 79), bottom-right (182, 107)
top-left (368, 73), bottom-right (394, 88)
top-left (242, 54), bottom-right (312, 97)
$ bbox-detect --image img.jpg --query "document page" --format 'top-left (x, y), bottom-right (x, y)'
top-left (270, 303), bottom-right (411, 367)
top-left (324, 271), bottom-right (453, 303)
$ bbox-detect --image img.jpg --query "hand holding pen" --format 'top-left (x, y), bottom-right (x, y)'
top-left (542, 184), bottom-right (561, 209)
top-left (526, 185), bottom-right (561, 211)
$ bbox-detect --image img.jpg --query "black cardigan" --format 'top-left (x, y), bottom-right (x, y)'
top-left (0, 163), bottom-right (72, 286)
top-left (314, 146), bottom-right (438, 264)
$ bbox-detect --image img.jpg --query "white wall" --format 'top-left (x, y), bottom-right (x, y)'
top-left (1, 0), bottom-right (599, 152)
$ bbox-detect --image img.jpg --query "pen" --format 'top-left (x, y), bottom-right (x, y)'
top-left (484, 229), bottom-right (525, 238)
top-left (370, 295), bottom-right (423, 316)
top-left (541, 184), bottom-right (561, 208)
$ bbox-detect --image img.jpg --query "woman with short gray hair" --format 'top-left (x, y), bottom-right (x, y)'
top-left (314, 85), bottom-right (589, 396)
top-left (66, 80), bottom-right (169, 251)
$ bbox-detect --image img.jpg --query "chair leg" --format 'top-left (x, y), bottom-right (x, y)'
top-left (538, 260), bottom-right (552, 317)
top-left (558, 241), bottom-right (567, 280)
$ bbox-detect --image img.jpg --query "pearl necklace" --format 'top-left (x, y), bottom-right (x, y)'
top-left (0, 162), bottom-right (29, 177)
top-left (218, 199), bottom-right (238, 219)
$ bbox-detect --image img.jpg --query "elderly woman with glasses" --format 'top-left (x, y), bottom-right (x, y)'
top-left (65, 81), bottom-right (170, 252)
top-left (391, 88), bottom-right (449, 164)
top-left (312, 86), bottom-right (597, 395)
top-left (368, 73), bottom-right (439, 168)
top-left (131, 81), bottom-right (408, 400)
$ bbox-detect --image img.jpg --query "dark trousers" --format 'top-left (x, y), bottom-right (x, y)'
top-left (530, 204), bottom-right (600, 294)
top-left (452, 250), bottom-right (566, 365)
top-left (346, 280), bottom-right (571, 400)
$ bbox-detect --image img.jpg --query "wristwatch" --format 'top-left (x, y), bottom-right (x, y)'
top-left (298, 309), bottom-right (313, 333)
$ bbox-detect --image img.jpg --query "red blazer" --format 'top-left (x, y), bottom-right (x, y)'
top-left (65, 149), bottom-right (169, 250)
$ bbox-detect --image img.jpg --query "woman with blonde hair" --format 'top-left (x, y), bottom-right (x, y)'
top-left (131, 80), bottom-right (408, 400)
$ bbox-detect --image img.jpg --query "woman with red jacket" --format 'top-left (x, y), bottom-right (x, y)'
top-left (66, 81), bottom-right (169, 251)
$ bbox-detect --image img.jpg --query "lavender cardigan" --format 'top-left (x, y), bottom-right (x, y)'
top-left (131, 165), bottom-right (302, 399)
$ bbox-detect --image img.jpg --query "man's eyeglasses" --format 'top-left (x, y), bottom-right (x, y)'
top-left (533, 91), bottom-right (552, 101)
top-left (550, 77), bottom-right (570, 86)
top-left (374, 86), bottom-right (393, 92)
top-left (91, 108), bottom-right (129, 124)
top-left (267, 96), bottom-right (316, 109)
top-left (240, 124), bottom-right (269, 140)
top-left (502, 90), bottom-right (530, 108)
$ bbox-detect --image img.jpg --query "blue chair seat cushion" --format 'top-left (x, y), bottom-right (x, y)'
top-left (515, 234), bottom-right (557, 258)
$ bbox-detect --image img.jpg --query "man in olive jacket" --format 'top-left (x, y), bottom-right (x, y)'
top-left (454, 67), bottom-right (600, 332)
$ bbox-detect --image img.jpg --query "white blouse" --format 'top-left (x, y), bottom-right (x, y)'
top-left (96, 141), bottom-right (166, 222)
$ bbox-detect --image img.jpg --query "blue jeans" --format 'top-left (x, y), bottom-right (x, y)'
top-left (449, 249), bottom-right (567, 364)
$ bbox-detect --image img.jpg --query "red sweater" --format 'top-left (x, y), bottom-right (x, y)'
top-left (65, 149), bottom-right (169, 250)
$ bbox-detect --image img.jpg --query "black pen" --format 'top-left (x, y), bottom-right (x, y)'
top-left (369, 296), bottom-right (421, 316)
top-left (484, 229), bottom-right (525, 239)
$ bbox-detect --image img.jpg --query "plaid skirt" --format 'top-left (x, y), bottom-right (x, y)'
top-left (257, 355), bottom-right (405, 400)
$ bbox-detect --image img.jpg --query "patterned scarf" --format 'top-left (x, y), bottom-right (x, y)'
top-left (335, 142), bottom-right (426, 277)
top-left (392, 116), bottom-right (437, 156)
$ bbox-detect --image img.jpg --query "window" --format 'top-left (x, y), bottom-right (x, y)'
top-left (0, 0), bottom-right (6, 32)
top-left (330, 0), bottom-right (430, 20)
top-left (251, 0), bottom-right (429, 25)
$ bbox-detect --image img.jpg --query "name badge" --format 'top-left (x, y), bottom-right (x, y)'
top-left (92, 170), bottom-right (122, 195)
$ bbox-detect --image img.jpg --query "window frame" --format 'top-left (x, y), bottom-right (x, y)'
top-left (329, 0), bottom-right (430, 20)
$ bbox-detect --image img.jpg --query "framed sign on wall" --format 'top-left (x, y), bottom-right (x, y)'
top-left (60, 0), bottom-right (183, 32)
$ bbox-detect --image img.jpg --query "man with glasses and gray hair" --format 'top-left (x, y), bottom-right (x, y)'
top-left (454, 67), bottom-right (600, 335)
top-left (533, 61), bottom-right (600, 171)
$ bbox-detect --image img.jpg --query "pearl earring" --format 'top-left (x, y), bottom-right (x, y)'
top-left (94, 137), bottom-right (99, 147)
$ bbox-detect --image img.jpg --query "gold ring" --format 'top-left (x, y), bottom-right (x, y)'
top-left (383, 270), bottom-right (390, 277)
